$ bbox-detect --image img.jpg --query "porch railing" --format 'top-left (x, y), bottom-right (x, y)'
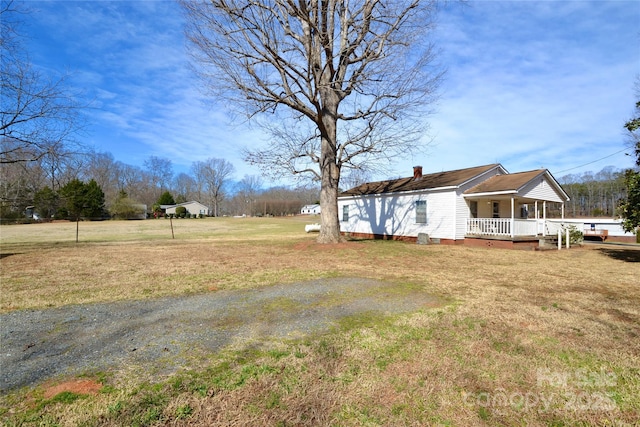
top-left (466, 218), bottom-right (539, 237)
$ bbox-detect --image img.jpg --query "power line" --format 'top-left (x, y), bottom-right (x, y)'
top-left (555, 148), bottom-right (630, 174)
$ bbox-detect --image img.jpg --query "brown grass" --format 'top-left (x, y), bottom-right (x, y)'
top-left (1, 217), bottom-right (639, 426)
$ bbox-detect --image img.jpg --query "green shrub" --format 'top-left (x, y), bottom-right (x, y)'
top-left (561, 224), bottom-right (583, 245)
top-left (175, 206), bottom-right (187, 218)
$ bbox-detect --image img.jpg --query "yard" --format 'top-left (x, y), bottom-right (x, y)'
top-left (1, 217), bottom-right (638, 426)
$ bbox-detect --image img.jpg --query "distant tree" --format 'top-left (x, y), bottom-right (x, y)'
top-left (33, 186), bottom-right (58, 219)
top-left (1, 1), bottom-right (84, 165)
top-left (109, 191), bottom-right (146, 219)
top-left (191, 158), bottom-right (235, 217)
top-left (58, 178), bottom-right (106, 220)
top-left (83, 151), bottom-right (119, 208)
top-left (181, 0), bottom-right (442, 242)
top-left (620, 94), bottom-right (640, 233)
top-left (83, 179), bottom-right (107, 219)
top-left (236, 175), bottom-right (263, 216)
top-left (57, 179), bottom-right (85, 220)
top-left (157, 191), bottom-right (176, 206)
top-left (174, 172), bottom-right (197, 203)
top-left (144, 156), bottom-right (173, 198)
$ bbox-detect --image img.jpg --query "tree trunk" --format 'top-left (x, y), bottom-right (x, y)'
top-left (317, 101), bottom-right (343, 244)
top-left (318, 153), bottom-right (342, 243)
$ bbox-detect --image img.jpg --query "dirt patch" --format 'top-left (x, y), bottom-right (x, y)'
top-left (43, 379), bottom-right (102, 399)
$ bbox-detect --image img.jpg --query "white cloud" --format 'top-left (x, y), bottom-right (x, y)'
top-left (26, 0), bottom-right (640, 185)
top-left (399, 0), bottom-right (639, 179)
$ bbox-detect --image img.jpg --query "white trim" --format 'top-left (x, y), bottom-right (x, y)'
top-left (463, 190), bottom-right (517, 198)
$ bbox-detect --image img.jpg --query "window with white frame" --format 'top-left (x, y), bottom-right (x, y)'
top-left (342, 205), bottom-right (349, 222)
top-left (415, 200), bottom-right (427, 224)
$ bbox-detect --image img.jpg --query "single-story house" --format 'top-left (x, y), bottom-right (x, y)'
top-left (301, 204), bottom-right (321, 215)
top-left (338, 164), bottom-right (571, 249)
top-left (163, 201), bottom-right (211, 217)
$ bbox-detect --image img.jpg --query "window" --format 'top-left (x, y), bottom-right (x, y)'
top-left (470, 201), bottom-right (478, 219)
top-left (342, 205), bottom-right (349, 222)
top-left (492, 201), bottom-right (500, 218)
top-left (415, 200), bottom-right (427, 224)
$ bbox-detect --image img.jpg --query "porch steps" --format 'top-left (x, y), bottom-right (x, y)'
top-left (538, 235), bottom-right (559, 250)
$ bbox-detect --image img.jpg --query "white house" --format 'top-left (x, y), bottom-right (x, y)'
top-left (163, 201), bottom-right (211, 217)
top-left (338, 164), bottom-right (571, 249)
top-left (300, 204), bottom-right (321, 215)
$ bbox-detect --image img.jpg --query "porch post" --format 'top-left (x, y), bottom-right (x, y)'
top-left (510, 197), bottom-right (515, 238)
top-left (543, 201), bottom-right (547, 236)
top-left (561, 203), bottom-right (565, 219)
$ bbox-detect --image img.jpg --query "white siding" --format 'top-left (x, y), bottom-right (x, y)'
top-left (520, 175), bottom-right (566, 202)
top-left (548, 218), bottom-right (634, 238)
top-left (452, 169), bottom-right (505, 240)
top-left (166, 202), bottom-right (210, 216)
top-left (338, 189), bottom-right (459, 240)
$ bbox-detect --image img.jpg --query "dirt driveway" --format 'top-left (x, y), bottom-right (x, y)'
top-left (0, 277), bottom-right (440, 393)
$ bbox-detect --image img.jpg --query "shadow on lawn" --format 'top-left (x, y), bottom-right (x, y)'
top-left (597, 248), bottom-right (640, 263)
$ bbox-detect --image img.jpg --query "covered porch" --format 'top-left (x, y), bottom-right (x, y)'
top-left (465, 200), bottom-right (563, 239)
top-left (462, 169), bottom-right (570, 241)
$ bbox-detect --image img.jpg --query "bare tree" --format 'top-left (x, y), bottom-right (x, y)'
top-left (1, 1), bottom-right (84, 164)
top-left (174, 172), bottom-right (198, 203)
top-left (236, 174), bottom-right (263, 216)
top-left (143, 156), bottom-right (174, 198)
top-left (181, 0), bottom-right (442, 243)
top-left (191, 158), bottom-right (235, 216)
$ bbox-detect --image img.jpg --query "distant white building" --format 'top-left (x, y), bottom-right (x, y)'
top-left (300, 204), bottom-right (321, 215)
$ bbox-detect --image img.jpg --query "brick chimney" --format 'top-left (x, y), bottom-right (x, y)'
top-left (413, 165), bottom-right (423, 180)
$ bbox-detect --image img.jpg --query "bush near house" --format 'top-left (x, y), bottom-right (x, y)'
top-left (175, 206), bottom-right (187, 218)
top-left (561, 224), bottom-right (584, 245)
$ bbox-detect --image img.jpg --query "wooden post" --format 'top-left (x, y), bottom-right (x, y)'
top-left (558, 230), bottom-right (561, 250)
top-left (170, 216), bottom-right (175, 239)
top-left (566, 228), bottom-right (570, 249)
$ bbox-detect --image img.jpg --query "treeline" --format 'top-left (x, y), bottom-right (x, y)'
top-left (559, 166), bottom-right (631, 217)
top-left (0, 149), bottom-right (319, 222)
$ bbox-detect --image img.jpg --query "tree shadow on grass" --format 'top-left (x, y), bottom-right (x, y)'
top-left (597, 248), bottom-right (640, 263)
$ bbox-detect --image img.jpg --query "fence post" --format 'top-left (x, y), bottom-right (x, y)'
top-left (566, 228), bottom-right (570, 249)
top-left (558, 230), bottom-right (561, 250)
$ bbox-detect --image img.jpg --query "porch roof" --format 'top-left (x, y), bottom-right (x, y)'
top-left (463, 169), bottom-right (569, 201)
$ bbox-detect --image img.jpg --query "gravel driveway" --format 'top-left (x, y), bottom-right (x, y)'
top-left (0, 277), bottom-right (439, 393)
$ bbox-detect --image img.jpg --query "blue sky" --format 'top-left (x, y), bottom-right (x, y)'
top-left (22, 0), bottom-right (640, 184)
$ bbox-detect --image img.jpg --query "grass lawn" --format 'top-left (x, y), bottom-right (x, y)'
top-left (1, 217), bottom-right (638, 426)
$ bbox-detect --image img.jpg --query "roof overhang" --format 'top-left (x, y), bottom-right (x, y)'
top-left (463, 190), bottom-right (517, 198)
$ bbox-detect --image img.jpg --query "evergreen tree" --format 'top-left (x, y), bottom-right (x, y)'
top-left (157, 191), bottom-right (175, 206)
top-left (33, 186), bottom-right (59, 219)
top-left (83, 179), bottom-right (107, 219)
top-left (58, 179), bottom-right (107, 220)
